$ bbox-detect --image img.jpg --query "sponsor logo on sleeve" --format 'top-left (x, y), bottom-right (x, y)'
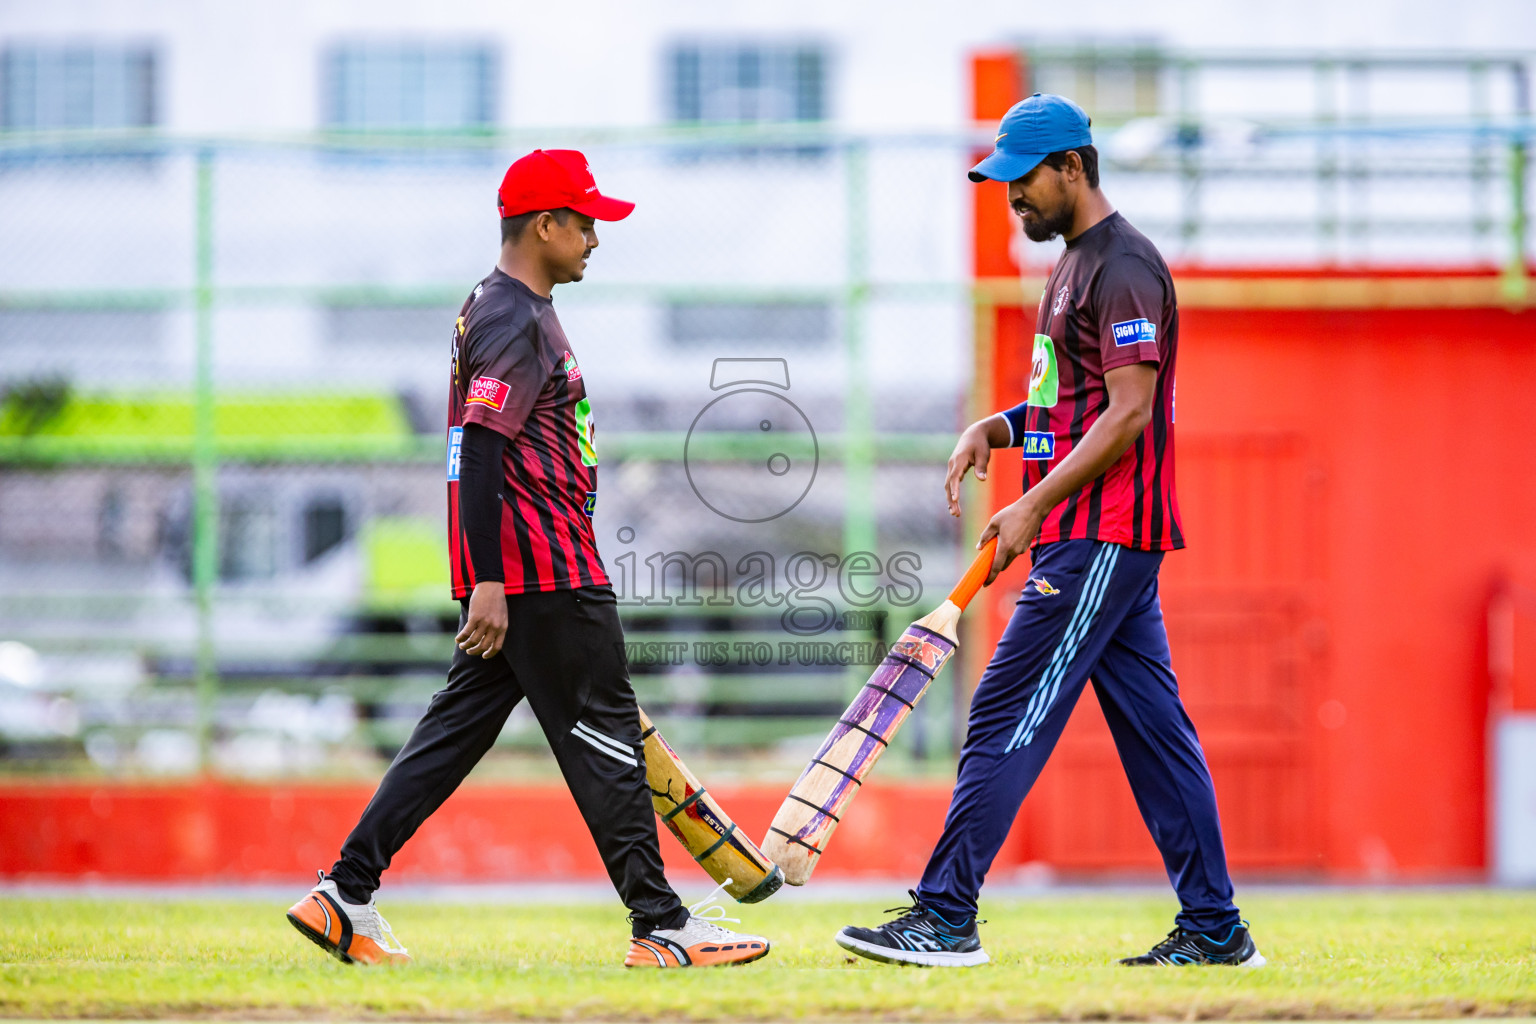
top-left (466, 375), bottom-right (511, 411)
top-left (583, 490), bottom-right (597, 518)
top-left (1021, 431), bottom-right (1055, 459)
top-left (1111, 318), bottom-right (1157, 347)
top-left (563, 350), bottom-right (582, 382)
top-left (447, 426), bottom-right (463, 481)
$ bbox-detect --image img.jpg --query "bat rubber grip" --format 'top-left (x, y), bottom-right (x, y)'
top-left (946, 537), bottom-right (998, 611)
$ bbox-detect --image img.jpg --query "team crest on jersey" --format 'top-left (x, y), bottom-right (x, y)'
top-left (1051, 284), bottom-right (1070, 316)
top-left (563, 350), bottom-right (582, 382)
top-left (1029, 577), bottom-right (1060, 596)
top-left (467, 375), bottom-right (511, 412)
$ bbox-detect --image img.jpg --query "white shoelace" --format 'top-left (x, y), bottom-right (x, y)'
top-left (686, 878), bottom-right (740, 925)
top-left (317, 871), bottom-right (408, 955)
top-left (679, 878), bottom-right (750, 942)
top-left (366, 905), bottom-right (409, 955)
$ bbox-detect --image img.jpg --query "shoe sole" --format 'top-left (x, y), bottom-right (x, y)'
top-left (721, 945), bottom-right (771, 967)
top-left (625, 940), bottom-right (772, 968)
top-left (836, 931), bottom-right (989, 967)
top-left (1119, 947), bottom-right (1267, 968)
top-left (287, 910), bottom-right (355, 965)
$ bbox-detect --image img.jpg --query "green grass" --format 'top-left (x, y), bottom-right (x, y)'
top-left (1, 890), bottom-right (1533, 1020)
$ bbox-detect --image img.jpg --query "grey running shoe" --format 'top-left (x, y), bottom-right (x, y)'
top-left (1118, 921), bottom-right (1265, 967)
top-left (836, 891), bottom-right (989, 967)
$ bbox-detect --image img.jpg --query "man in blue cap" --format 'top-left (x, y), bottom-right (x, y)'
top-left (836, 95), bottom-right (1261, 969)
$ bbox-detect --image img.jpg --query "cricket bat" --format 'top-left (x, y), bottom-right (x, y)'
top-left (639, 707), bottom-right (785, 904)
top-left (761, 537), bottom-right (998, 885)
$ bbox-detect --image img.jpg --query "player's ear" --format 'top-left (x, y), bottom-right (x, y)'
top-left (533, 211), bottom-right (554, 242)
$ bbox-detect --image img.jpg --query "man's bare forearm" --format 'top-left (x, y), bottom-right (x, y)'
top-left (980, 412), bottom-right (1012, 447)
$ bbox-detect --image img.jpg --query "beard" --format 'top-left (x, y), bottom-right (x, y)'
top-left (1022, 205), bottom-right (1073, 242)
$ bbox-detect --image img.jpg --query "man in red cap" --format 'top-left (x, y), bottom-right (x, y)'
top-left (285, 150), bottom-right (770, 969)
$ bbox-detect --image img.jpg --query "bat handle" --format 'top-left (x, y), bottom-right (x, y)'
top-left (946, 537), bottom-right (998, 611)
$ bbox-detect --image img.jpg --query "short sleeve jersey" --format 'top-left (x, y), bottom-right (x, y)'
top-left (1009, 212), bottom-right (1183, 551)
top-left (446, 269), bottom-right (608, 597)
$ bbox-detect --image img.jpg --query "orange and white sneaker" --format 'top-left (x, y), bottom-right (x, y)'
top-left (286, 871), bottom-right (412, 966)
top-left (625, 880), bottom-right (770, 967)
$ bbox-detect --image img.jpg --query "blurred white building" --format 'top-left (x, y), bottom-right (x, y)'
top-left (0, 0), bottom-right (1531, 585)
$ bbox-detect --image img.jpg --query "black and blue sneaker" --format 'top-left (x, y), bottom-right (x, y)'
top-left (1118, 921), bottom-right (1265, 966)
top-left (835, 891), bottom-right (989, 967)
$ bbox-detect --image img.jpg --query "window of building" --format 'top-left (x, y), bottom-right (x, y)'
top-left (323, 43), bottom-right (498, 130)
top-left (302, 496), bottom-right (348, 564)
top-left (669, 44), bottom-right (826, 124)
top-left (1025, 48), bottom-right (1164, 124)
top-left (0, 43), bottom-right (157, 129)
top-left (220, 496), bottom-right (278, 582)
top-left (666, 302), bottom-right (833, 348)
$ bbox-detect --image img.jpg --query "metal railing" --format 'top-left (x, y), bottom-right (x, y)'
top-left (2, 98), bottom-right (1532, 776)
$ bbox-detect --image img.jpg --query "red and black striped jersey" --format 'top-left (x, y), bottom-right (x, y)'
top-left (1002, 212), bottom-right (1183, 552)
top-left (446, 269), bottom-right (609, 597)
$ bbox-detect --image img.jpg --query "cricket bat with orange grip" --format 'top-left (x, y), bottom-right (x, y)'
top-left (761, 537), bottom-right (998, 885)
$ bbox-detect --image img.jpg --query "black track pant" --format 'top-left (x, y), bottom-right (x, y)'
top-left (329, 585), bottom-right (688, 935)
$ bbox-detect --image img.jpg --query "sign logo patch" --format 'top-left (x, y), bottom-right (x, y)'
top-left (1021, 431), bottom-right (1055, 459)
top-left (1051, 285), bottom-right (1070, 316)
top-left (466, 375), bottom-right (511, 411)
top-left (563, 350), bottom-right (582, 382)
top-left (1029, 577), bottom-right (1060, 596)
top-left (1111, 317), bottom-right (1157, 347)
top-left (446, 426), bottom-right (463, 481)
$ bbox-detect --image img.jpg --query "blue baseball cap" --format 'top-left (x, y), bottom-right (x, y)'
top-left (968, 93), bottom-right (1093, 183)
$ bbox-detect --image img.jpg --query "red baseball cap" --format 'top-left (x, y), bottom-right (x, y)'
top-left (497, 149), bottom-right (635, 221)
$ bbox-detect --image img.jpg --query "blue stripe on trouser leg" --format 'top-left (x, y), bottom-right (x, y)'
top-left (915, 539), bottom-right (1241, 931)
top-left (1006, 543), bottom-right (1121, 752)
top-left (1089, 570), bottom-right (1240, 933)
top-left (917, 540), bottom-right (1133, 919)
top-left (1001, 543), bottom-right (1112, 755)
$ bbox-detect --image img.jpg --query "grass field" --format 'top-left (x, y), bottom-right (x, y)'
top-left (1, 889), bottom-right (1533, 1021)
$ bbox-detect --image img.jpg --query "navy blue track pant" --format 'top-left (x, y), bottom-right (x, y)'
top-left (917, 539), bottom-right (1241, 933)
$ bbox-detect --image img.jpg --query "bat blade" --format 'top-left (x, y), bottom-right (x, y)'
top-left (761, 624), bottom-right (957, 884)
top-left (639, 707), bottom-right (785, 903)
